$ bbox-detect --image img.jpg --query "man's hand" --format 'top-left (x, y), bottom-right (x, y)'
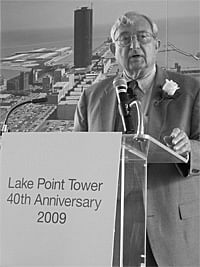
top-left (170, 128), bottom-right (191, 158)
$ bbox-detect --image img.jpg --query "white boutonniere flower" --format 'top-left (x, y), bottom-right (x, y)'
top-left (154, 79), bottom-right (181, 106)
top-left (162, 79), bottom-right (180, 96)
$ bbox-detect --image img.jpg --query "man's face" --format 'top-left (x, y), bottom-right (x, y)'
top-left (113, 16), bottom-right (160, 78)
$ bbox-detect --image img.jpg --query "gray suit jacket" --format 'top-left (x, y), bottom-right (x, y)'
top-left (74, 66), bottom-right (200, 266)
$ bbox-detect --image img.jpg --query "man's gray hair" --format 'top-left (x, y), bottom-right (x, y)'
top-left (110, 11), bottom-right (158, 42)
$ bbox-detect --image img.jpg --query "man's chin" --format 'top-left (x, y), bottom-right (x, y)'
top-left (128, 64), bottom-right (145, 74)
top-left (126, 66), bottom-right (146, 79)
top-left (128, 57), bottom-right (145, 69)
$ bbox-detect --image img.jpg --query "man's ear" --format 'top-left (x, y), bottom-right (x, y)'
top-left (155, 39), bottom-right (161, 50)
top-left (110, 42), bottom-right (116, 55)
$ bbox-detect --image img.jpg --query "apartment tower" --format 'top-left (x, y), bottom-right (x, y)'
top-left (74, 6), bottom-right (93, 68)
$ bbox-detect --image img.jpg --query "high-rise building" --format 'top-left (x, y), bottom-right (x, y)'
top-left (42, 76), bottom-right (52, 91)
top-left (19, 71), bottom-right (29, 90)
top-left (54, 68), bottom-right (65, 84)
top-left (0, 76), bottom-right (4, 86)
top-left (74, 6), bottom-right (93, 68)
top-left (7, 77), bottom-right (20, 91)
top-left (6, 71), bottom-right (29, 91)
top-left (29, 69), bottom-right (39, 84)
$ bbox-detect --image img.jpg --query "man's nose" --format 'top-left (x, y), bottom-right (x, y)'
top-left (130, 36), bottom-right (140, 49)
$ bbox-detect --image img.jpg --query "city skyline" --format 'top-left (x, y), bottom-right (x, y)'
top-left (1, 0), bottom-right (199, 31)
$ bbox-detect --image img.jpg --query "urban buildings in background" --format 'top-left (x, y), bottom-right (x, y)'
top-left (0, 6), bottom-right (200, 134)
top-left (0, 5), bottom-right (113, 133)
top-left (74, 6), bottom-right (93, 68)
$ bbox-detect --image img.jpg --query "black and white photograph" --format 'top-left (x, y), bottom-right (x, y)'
top-left (0, 0), bottom-right (200, 266)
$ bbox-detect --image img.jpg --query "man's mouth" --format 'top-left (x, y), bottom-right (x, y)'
top-left (130, 54), bottom-right (143, 58)
top-left (129, 55), bottom-right (144, 62)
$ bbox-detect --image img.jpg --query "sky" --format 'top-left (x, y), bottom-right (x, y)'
top-left (1, 0), bottom-right (200, 31)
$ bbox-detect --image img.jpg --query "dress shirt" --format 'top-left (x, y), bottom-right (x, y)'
top-left (123, 65), bottom-right (156, 116)
top-left (122, 65), bottom-right (156, 132)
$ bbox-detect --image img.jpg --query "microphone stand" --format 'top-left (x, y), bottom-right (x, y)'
top-left (1, 97), bottom-right (47, 135)
top-left (129, 99), bottom-right (146, 267)
top-left (129, 99), bottom-right (144, 138)
top-left (119, 98), bottom-right (146, 267)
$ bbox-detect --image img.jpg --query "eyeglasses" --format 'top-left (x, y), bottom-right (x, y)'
top-left (115, 31), bottom-right (155, 47)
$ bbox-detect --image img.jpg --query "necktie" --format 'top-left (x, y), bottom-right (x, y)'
top-left (127, 80), bottom-right (147, 134)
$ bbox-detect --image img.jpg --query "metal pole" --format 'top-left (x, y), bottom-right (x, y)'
top-left (120, 143), bottom-right (125, 267)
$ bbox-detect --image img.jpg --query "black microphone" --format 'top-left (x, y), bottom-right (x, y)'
top-left (1, 97), bottom-right (48, 135)
top-left (113, 77), bottom-right (135, 133)
top-left (31, 97), bottom-right (48, 103)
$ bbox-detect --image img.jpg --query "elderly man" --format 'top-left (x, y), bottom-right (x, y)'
top-left (74, 11), bottom-right (200, 267)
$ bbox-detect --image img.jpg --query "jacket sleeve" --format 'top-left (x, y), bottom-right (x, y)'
top-left (73, 90), bottom-right (88, 132)
top-left (177, 88), bottom-right (200, 177)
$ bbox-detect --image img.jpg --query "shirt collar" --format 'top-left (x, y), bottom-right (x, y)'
top-left (123, 65), bottom-right (156, 93)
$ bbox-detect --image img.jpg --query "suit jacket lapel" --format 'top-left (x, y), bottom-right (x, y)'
top-left (99, 79), bottom-right (117, 131)
top-left (147, 67), bottom-right (170, 141)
